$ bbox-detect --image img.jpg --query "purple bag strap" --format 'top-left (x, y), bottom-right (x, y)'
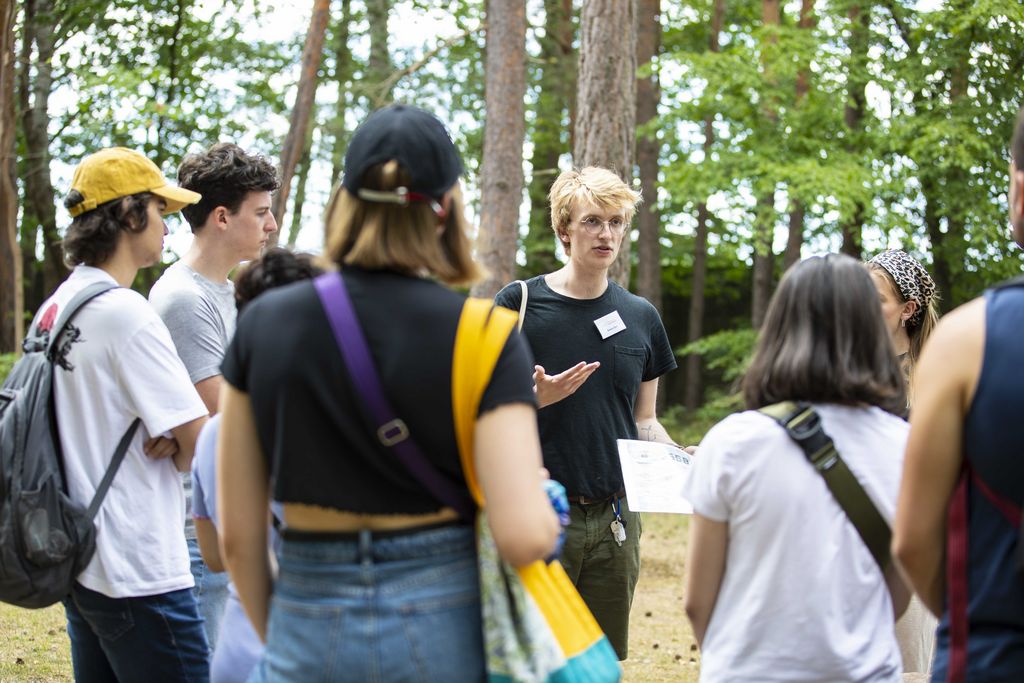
top-left (313, 272), bottom-right (475, 522)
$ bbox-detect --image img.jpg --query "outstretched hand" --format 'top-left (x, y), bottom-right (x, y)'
top-left (534, 361), bottom-right (600, 409)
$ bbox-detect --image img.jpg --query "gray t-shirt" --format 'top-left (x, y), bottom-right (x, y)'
top-left (149, 260), bottom-right (236, 539)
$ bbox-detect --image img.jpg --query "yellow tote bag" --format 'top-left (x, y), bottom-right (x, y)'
top-left (452, 298), bottom-right (621, 683)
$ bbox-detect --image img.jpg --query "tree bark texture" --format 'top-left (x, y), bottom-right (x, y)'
top-left (839, 3), bottom-right (866, 259)
top-left (471, 0), bottom-right (527, 299)
top-left (153, 0), bottom-right (186, 168)
top-left (329, 0), bottom-right (353, 188)
top-left (684, 0), bottom-right (724, 413)
top-left (270, 0), bottom-right (329, 238)
top-left (1, 0), bottom-right (22, 352)
top-left (635, 0), bottom-right (661, 312)
top-left (523, 0), bottom-right (573, 278)
top-left (19, 0), bottom-right (66, 307)
top-left (367, 0), bottom-right (392, 107)
top-left (784, 0), bottom-right (814, 269)
top-left (751, 0), bottom-right (779, 328)
top-left (574, 0), bottom-right (637, 287)
top-left (285, 127), bottom-right (315, 249)
top-left (751, 188), bottom-right (775, 329)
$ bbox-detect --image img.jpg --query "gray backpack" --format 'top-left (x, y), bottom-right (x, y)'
top-left (0, 282), bottom-right (139, 608)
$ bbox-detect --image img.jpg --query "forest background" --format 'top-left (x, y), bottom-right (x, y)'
top-left (2, 0), bottom-right (1023, 429)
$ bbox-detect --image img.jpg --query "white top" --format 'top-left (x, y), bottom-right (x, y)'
top-left (42, 266), bottom-right (208, 598)
top-left (682, 404), bottom-right (908, 683)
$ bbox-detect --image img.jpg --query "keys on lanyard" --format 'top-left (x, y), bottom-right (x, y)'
top-left (610, 495), bottom-right (627, 547)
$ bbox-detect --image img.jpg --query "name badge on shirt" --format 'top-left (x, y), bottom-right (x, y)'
top-left (594, 310), bottom-right (627, 339)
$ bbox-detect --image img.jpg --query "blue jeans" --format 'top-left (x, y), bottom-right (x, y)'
top-left (189, 535), bottom-right (230, 649)
top-left (250, 524), bottom-right (484, 683)
top-left (64, 582), bottom-right (210, 683)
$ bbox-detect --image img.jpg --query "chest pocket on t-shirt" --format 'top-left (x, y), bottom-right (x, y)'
top-left (613, 345), bottom-right (646, 398)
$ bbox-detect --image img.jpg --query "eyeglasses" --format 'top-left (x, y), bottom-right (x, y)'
top-left (579, 216), bottom-right (627, 235)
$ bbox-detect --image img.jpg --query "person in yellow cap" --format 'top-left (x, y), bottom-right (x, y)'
top-left (33, 147), bottom-right (212, 681)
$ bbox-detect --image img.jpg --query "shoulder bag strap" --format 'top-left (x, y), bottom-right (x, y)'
top-left (759, 401), bottom-right (892, 573)
top-left (515, 280), bottom-right (528, 333)
top-left (312, 272), bottom-right (475, 522)
top-left (452, 298), bottom-right (518, 507)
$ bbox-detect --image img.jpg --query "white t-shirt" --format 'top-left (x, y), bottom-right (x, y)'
top-left (40, 266), bottom-right (208, 598)
top-left (682, 404), bottom-right (908, 683)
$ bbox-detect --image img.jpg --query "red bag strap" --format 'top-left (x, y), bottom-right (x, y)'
top-left (945, 464), bottom-right (1022, 683)
top-left (946, 467), bottom-right (970, 683)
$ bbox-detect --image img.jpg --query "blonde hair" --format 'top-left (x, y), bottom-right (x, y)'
top-left (866, 261), bottom-right (940, 401)
top-left (548, 167), bottom-right (642, 254)
top-left (324, 161), bottom-right (482, 286)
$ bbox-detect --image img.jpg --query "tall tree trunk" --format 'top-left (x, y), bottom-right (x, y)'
top-left (285, 127), bottom-right (315, 249)
top-left (471, 0), bottom-right (527, 299)
top-left (574, 0), bottom-right (638, 287)
top-left (635, 0), bottom-right (661, 311)
top-left (752, 0), bottom-right (779, 328)
top-left (839, 2), bottom-right (867, 259)
top-left (523, 0), bottom-right (573, 278)
top-left (19, 0), bottom-right (65, 302)
top-left (152, 0), bottom-right (185, 167)
top-left (367, 0), bottom-right (392, 108)
top-left (270, 0), bottom-right (329, 238)
top-left (784, 0), bottom-right (814, 270)
top-left (751, 188), bottom-right (775, 328)
top-left (684, 0), bottom-right (725, 413)
top-left (329, 0), bottom-right (353, 188)
top-left (0, 0), bottom-right (22, 352)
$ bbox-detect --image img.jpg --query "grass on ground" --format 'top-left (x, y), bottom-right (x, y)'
top-left (0, 513), bottom-right (697, 682)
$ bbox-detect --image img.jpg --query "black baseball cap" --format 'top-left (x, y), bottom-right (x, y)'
top-left (342, 105), bottom-right (464, 211)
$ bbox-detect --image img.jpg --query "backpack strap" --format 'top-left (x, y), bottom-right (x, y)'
top-left (85, 417), bottom-right (141, 521)
top-left (759, 401), bottom-right (892, 573)
top-left (44, 282), bottom-right (119, 357)
top-left (38, 281), bottom-right (138, 520)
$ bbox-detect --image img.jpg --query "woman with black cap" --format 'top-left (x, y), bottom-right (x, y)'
top-left (216, 105), bottom-right (560, 681)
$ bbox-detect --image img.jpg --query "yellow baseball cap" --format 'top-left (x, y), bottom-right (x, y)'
top-left (66, 147), bottom-right (201, 217)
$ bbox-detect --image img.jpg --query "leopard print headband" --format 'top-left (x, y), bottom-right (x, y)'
top-left (868, 250), bottom-right (936, 328)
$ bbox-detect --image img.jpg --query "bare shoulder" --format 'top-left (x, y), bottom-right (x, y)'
top-left (917, 296), bottom-right (986, 408)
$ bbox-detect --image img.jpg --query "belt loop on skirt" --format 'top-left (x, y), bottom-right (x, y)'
top-left (358, 529), bottom-right (373, 564)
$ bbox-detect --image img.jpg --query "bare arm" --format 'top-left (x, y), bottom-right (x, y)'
top-left (194, 518), bottom-right (225, 572)
top-left (893, 298), bottom-right (984, 617)
top-left (217, 383), bottom-right (272, 641)
top-left (194, 375), bottom-right (222, 415)
top-left (634, 378), bottom-right (678, 445)
top-left (169, 415), bottom-right (207, 472)
top-left (684, 514), bottom-right (728, 646)
top-left (474, 403), bottom-right (560, 566)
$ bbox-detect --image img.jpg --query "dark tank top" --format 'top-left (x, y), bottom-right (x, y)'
top-left (932, 283), bottom-right (1024, 682)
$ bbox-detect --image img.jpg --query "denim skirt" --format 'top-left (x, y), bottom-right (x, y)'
top-left (249, 523), bottom-right (485, 683)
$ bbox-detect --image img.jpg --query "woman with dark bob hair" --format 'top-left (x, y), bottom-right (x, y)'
top-left (216, 105), bottom-right (559, 681)
top-left (682, 254), bottom-right (911, 682)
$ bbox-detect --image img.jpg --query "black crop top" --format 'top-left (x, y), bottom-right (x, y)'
top-left (221, 267), bottom-right (536, 514)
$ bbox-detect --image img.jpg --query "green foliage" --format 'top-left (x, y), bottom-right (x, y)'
top-left (0, 354), bottom-right (17, 384)
top-left (678, 328), bottom-right (757, 383)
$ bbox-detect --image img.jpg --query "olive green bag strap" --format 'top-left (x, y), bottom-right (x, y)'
top-left (759, 401), bottom-right (892, 573)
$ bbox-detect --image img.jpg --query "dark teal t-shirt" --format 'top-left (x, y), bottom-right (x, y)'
top-left (495, 276), bottom-right (676, 499)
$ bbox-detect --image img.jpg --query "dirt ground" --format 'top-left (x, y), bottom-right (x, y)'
top-left (0, 513), bottom-right (696, 682)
